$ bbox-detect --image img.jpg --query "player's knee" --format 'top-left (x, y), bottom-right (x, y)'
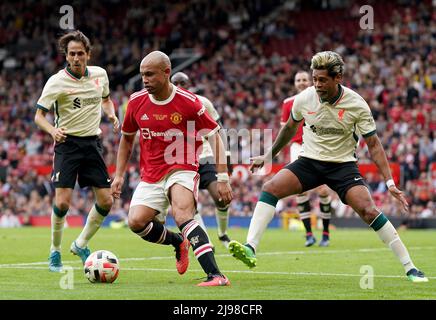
top-left (262, 181), bottom-right (280, 198)
top-left (173, 208), bottom-right (195, 226)
top-left (55, 201), bottom-right (70, 212)
top-left (359, 206), bottom-right (379, 224)
top-left (98, 195), bottom-right (113, 211)
top-left (127, 215), bottom-right (150, 232)
top-left (317, 185), bottom-right (330, 197)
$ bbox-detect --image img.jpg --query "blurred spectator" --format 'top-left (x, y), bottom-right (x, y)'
top-left (0, 208), bottom-right (22, 228)
top-left (0, 0), bottom-right (434, 221)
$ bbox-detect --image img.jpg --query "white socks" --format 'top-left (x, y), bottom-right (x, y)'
top-left (216, 207), bottom-right (229, 237)
top-left (50, 211), bottom-right (65, 252)
top-left (375, 219), bottom-right (416, 273)
top-left (246, 201), bottom-right (276, 251)
top-left (75, 205), bottom-right (105, 248)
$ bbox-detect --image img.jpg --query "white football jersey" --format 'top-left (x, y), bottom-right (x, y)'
top-left (36, 66), bottom-right (110, 137)
top-left (291, 85), bottom-right (377, 162)
top-left (197, 94), bottom-right (220, 159)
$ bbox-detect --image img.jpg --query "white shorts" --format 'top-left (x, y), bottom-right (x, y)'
top-left (290, 142), bottom-right (303, 163)
top-left (130, 170), bottom-right (200, 223)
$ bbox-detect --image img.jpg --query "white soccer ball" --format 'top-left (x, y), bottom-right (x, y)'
top-left (84, 250), bottom-right (120, 283)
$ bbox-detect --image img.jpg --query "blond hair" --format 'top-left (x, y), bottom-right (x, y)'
top-left (310, 51), bottom-right (345, 77)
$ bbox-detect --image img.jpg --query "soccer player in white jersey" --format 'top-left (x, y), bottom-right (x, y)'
top-left (229, 51), bottom-right (428, 282)
top-left (111, 51), bottom-right (232, 286)
top-left (280, 71), bottom-right (334, 247)
top-left (171, 72), bottom-right (232, 248)
top-left (34, 30), bottom-right (120, 272)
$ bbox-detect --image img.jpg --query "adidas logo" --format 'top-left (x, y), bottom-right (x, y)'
top-left (141, 113), bottom-right (149, 120)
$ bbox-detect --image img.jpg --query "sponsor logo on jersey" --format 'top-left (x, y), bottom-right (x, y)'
top-left (141, 113), bottom-right (149, 120)
top-left (140, 128), bottom-right (184, 140)
top-left (73, 97), bottom-right (81, 109)
top-left (82, 96), bottom-right (101, 107)
top-left (197, 105), bottom-right (206, 116)
top-left (170, 112), bottom-right (183, 124)
top-left (73, 97), bottom-right (101, 109)
top-left (141, 128), bottom-right (151, 139)
top-left (153, 114), bottom-right (167, 121)
top-left (309, 125), bottom-right (345, 136)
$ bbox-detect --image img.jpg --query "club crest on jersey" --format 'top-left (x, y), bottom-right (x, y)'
top-left (338, 109), bottom-right (346, 121)
top-left (94, 78), bottom-right (100, 87)
top-left (170, 112), bottom-right (183, 125)
top-left (141, 113), bottom-right (149, 120)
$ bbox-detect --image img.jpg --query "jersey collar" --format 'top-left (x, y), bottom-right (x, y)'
top-left (65, 66), bottom-right (89, 80)
top-left (149, 83), bottom-right (176, 105)
top-left (320, 84), bottom-right (343, 105)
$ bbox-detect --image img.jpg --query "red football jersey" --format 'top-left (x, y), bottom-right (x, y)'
top-left (280, 95), bottom-right (303, 144)
top-left (122, 85), bottom-right (219, 183)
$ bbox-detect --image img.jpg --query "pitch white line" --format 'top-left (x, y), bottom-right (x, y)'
top-left (0, 265), bottom-right (434, 280)
top-left (0, 246), bottom-right (433, 268)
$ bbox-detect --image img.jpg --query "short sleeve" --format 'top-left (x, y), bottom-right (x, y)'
top-left (192, 97), bottom-right (219, 137)
top-left (36, 76), bottom-right (59, 112)
top-left (280, 100), bottom-right (292, 124)
top-left (121, 99), bottom-right (139, 135)
top-left (291, 94), bottom-right (304, 122)
top-left (200, 96), bottom-right (220, 121)
top-left (356, 100), bottom-right (377, 138)
top-left (102, 70), bottom-right (110, 99)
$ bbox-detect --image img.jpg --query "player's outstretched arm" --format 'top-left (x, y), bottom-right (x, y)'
top-left (102, 97), bottom-right (120, 134)
top-left (365, 134), bottom-right (409, 212)
top-left (249, 117), bottom-right (299, 173)
top-left (111, 134), bottom-right (135, 199)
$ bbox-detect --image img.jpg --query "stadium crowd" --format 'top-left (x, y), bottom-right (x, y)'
top-left (0, 0), bottom-right (434, 226)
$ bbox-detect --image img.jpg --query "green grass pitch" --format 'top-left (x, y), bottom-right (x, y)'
top-left (0, 227), bottom-right (434, 300)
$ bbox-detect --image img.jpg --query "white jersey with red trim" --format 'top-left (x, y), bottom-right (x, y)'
top-left (36, 66), bottom-right (110, 137)
top-left (291, 85), bottom-right (377, 162)
top-left (196, 94), bottom-right (220, 159)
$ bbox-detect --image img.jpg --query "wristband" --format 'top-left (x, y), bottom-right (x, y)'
top-left (386, 179), bottom-right (395, 188)
top-left (216, 172), bottom-right (230, 182)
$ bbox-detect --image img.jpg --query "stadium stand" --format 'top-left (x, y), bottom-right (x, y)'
top-left (0, 0), bottom-right (434, 225)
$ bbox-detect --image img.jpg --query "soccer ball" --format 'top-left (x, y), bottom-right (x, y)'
top-left (84, 250), bottom-right (120, 283)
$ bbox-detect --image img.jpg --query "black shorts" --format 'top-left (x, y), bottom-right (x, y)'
top-left (284, 157), bottom-right (367, 204)
top-left (198, 157), bottom-right (217, 190)
top-left (52, 135), bottom-right (111, 189)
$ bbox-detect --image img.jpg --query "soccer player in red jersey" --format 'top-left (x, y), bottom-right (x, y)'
top-left (111, 51), bottom-right (232, 286)
top-left (281, 71), bottom-right (333, 247)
